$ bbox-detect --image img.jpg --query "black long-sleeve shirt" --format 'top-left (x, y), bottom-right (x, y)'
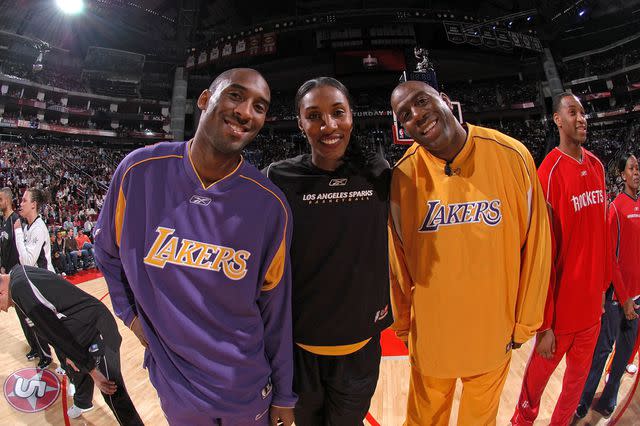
top-left (264, 151), bottom-right (393, 346)
top-left (10, 264), bottom-right (121, 373)
top-left (0, 211), bottom-right (20, 271)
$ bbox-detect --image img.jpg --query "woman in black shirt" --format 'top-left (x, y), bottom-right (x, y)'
top-left (265, 77), bottom-right (392, 425)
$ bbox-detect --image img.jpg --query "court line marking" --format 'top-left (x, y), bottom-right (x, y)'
top-left (61, 375), bottom-right (70, 426)
top-left (366, 411), bottom-right (381, 426)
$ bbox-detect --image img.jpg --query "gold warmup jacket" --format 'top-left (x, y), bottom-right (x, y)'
top-left (389, 124), bottom-right (551, 378)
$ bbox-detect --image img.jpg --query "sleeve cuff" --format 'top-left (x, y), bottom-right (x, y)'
top-left (513, 322), bottom-right (538, 344)
top-left (271, 393), bottom-right (298, 408)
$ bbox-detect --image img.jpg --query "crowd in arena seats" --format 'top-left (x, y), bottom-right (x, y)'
top-left (244, 132), bottom-right (304, 169)
top-left (481, 119), bottom-right (549, 164)
top-left (588, 54), bottom-right (624, 77)
top-left (352, 92), bottom-right (390, 113)
top-left (0, 58), bottom-right (169, 100)
top-left (444, 82), bottom-right (499, 111)
top-left (0, 59), bottom-right (88, 92)
top-left (562, 46), bottom-right (640, 81)
top-left (587, 121), bottom-right (640, 196)
top-left (88, 79), bottom-right (139, 98)
top-left (140, 76), bottom-right (172, 101)
top-left (266, 94), bottom-right (297, 122)
top-left (0, 60), bottom-right (32, 80)
top-left (572, 85), bottom-right (596, 97)
top-left (498, 81), bottom-right (540, 106)
top-left (627, 48), bottom-right (640, 67)
top-left (0, 139), bottom-right (128, 274)
top-left (442, 80), bottom-right (540, 112)
top-left (33, 65), bottom-right (86, 92)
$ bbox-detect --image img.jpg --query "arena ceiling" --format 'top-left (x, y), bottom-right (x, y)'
top-left (0, 0), bottom-right (637, 59)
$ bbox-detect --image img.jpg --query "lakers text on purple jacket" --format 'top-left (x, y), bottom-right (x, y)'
top-left (93, 141), bottom-right (296, 418)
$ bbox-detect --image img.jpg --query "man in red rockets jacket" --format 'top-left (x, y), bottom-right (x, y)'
top-left (577, 153), bottom-right (640, 418)
top-left (512, 93), bottom-right (608, 426)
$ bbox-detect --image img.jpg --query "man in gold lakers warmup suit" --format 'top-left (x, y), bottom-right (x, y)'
top-left (389, 80), bottom-right (552, 425)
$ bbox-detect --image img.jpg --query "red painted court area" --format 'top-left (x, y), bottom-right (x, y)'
top-left (381, 328), bottom-right (408, 357)
top-left (64, 268), bottom-right (103, 285)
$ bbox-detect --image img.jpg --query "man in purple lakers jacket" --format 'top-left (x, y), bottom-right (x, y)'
top-left (94, 68), bottom-right (296, 425)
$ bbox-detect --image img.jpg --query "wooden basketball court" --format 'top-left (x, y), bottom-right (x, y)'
top-left (1, 275), bottom-right (638, 425)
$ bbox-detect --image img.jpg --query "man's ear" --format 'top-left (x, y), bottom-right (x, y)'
top-left (440, 92), bottom-right (453, 111)
top-left (197, 89), bottom-right (211, 111)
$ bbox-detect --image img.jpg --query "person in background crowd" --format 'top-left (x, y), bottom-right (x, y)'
top-left (576, 153), bottom-right (640, 419)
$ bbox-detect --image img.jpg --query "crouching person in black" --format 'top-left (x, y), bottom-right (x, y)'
top-left (0, 264), bottom-right (143, 425)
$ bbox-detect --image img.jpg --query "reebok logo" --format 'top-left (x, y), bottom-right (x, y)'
top-left (329, 178), bottom-right (348, 186)
top-left (190, 195), bottom-right (212, 206)
top-left (374, 305), bottom-right (389, 323)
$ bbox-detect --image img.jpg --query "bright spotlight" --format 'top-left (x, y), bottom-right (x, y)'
top-left (578, 9), bottom-right (586, 17)
top-left (56, 0), bottom-right (84, 15)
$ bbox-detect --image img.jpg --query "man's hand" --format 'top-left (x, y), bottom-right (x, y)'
top-left (89, 368), bottom-right (117, 395)
top-left (535, 329), bottom-right (556, 360)
top-left (269, 406), bottom-right (294, 426)
top-left (623, 298), bottom-right (639, 321)
top-left (129, 316), bottom-right (148, 348)
top-left (13, 219), bottom-right (21, 230)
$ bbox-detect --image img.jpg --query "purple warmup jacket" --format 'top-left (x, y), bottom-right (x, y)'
top-left (93, 141), bottom-right (296, 419)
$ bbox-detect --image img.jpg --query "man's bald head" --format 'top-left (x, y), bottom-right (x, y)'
top-left (209, 68), bottom-right (268, 95)
top-left (391, 80), bottom-right (439, 106)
